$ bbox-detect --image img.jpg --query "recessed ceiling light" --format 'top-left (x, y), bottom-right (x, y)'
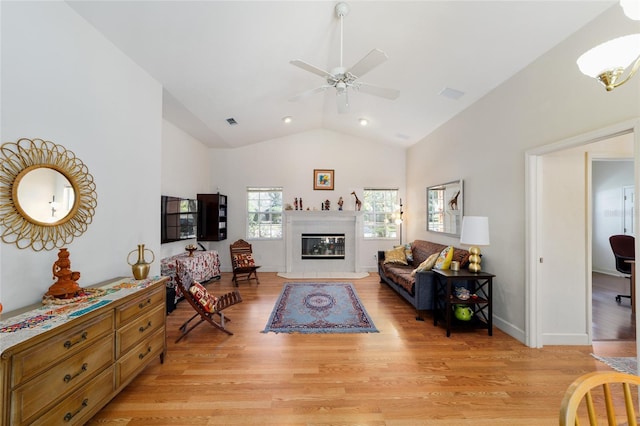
top-left (359, 118), bottom-right (368, 126)
top-left (439, 87), bottom-right (465, 100)
top-left (282, 116), bottom-right (292, 124)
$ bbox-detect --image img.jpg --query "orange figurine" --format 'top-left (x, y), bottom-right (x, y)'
top-left (46, 248), bottom-right (81, 298)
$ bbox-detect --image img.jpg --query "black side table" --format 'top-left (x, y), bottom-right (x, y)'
top-left (432, 269), bottom-right (495, 337)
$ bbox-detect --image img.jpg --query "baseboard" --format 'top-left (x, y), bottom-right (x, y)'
top-left (277, 272), bottom-right (370, 279)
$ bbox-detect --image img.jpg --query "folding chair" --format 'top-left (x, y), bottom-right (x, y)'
top-left (230, 239), bottom-right (260, 286)
top-left (175, 270), bottom-right (242, 342)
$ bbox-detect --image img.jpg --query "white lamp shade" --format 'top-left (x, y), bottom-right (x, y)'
top-left (577, 34), bottom-right (640, 78)
top-left (621, 0), bottom-right (640, 20)
top-left (460, 216), bottom-right (490, 246)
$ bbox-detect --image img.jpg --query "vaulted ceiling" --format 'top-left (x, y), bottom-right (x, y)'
top-left (67, 1), bottom-right (615, 148)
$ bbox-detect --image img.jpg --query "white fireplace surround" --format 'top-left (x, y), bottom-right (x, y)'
top-left (280, 211), bottom-right (367, 278)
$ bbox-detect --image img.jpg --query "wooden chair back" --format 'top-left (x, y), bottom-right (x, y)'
top-left (229, 239), bottom-right (260, 285)
top-left (230, 239), bottom-right (254, 266)
top-left (560, 371), bottom-right (640, 426)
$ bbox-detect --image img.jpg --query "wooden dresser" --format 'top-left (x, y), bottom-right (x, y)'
top-left (0, 276), bottom-right (167, 425)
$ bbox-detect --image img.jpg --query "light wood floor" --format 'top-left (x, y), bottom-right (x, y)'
top-left (88, 272), bottom-right (632, 425)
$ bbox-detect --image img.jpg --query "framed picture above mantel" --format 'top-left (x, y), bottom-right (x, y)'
top-left (313, 169), bottom-right (334, 190)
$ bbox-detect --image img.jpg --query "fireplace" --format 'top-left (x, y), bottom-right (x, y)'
top-left (283, 210), bottom-right (363, 275)
top-left (301, 233), bottom-right (345, 259)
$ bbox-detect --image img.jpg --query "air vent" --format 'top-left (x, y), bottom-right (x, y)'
top-left (226, 118), bottom-right (238, 126)
top-left (439, 87), bottom-right (465, 100)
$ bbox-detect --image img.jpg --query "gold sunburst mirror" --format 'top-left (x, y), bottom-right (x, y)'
top-left (0, 138), bottom-right (97, 251)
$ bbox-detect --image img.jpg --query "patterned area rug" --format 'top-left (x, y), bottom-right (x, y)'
top-left (592, 354), bottom-right (638, 375)
top-left (262, 282), bottom-right (378, 334)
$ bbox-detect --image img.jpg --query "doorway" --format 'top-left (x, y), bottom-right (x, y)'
top-left (525, 119), bottom-right (640, 349)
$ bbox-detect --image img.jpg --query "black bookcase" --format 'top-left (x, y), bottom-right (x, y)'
top-left (197, 193), bottom-right (227, 241)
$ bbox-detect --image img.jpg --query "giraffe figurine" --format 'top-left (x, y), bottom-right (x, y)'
top-left (351, 191), bottom-right (362, 211)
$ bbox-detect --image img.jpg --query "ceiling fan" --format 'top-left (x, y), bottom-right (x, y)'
top-left (289, 2), bottom-right (399, 114)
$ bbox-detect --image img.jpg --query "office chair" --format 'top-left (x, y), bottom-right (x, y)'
top-left (609, 234), bottom-right (635, 304)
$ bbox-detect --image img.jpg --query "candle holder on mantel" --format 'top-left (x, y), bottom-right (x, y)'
top-left (46, 248), bottom-right (81, 299)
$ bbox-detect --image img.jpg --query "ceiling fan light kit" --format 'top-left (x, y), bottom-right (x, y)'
top-left (289, 2), bottom-right (399, 113)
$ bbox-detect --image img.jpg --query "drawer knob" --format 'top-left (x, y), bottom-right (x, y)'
top-left (64, 331), bottom-right (88, 349)
top-left (63, 398), bottom-right (88, 422)
top-left (139, 321), bottom-right (152, 333)
top-left (63, 363), bottom-right (88, 383)
top-left (138, 346), bottom-right (152, 360)
top-left (138, 299), bottom-right (151, 309)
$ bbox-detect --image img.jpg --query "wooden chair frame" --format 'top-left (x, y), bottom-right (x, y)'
top-left (560, 371), bottom-right (640, 426)
top-left (230, 239), bottom-right (260, 286)
top-left (174, 270), bottom-right (242, 342)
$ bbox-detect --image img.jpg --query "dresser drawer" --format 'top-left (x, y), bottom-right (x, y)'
top-left (116, 304), bottom-right (165, 357)
top-left (28, 365), bottom-right (115, 426)
top-left (11, 310), bottom-right (114, 386)
top-left (10, 334), bottom-right (113, 424)
top-left (116, 327), bottom-right (164, 388)
top-left (116, 286), bottom-right (164, 326)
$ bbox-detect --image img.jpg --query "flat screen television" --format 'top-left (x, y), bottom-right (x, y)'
top-left (161, 195), bottom-right (197, 243)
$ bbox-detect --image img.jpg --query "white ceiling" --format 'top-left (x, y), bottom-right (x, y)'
top-left (66, 1), bottom-right (615, 149)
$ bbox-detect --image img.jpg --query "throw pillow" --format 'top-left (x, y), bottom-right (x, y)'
top-left (410, 252), bottom-right (439, 276)
top-left (434, 246), bottom-right (454, 270)
top-left (383, 246), bottom-right (408, 265)
top-left (395, 243), bottom-right (413, 263)
top-left (233, 253), bottom-right (255, 268)
top-left (189, 281), bottom-right (219, 313)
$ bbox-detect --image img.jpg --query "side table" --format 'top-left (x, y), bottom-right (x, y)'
top-left (433, 269), bottom-right (495, 337)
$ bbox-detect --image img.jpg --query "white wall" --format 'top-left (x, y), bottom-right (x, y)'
top-left (1, 2), bottom-right (163, 312)
top-left (592, 158), bottom-right (634, 275)
top-left (406, 5), bottom-right (640, 343)
top-left (206, 128), bottom-right (406, 272)
top-left (160, 119), bottom-right (212, 259)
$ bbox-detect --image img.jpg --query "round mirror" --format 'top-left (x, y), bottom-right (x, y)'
top-left (14, 166), bottom-right (76, 225)
top-left (0, 138), bottom-right (97, 251)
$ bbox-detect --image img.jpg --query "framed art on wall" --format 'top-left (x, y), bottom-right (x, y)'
top-left (313, 169), bottom-right (334, 190)
top-left (427, 179), bottom-right (463, 236)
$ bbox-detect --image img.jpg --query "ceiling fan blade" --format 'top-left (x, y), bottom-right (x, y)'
top-left (289, 85), bottom-right (332, 102)
top-left (354, 82), bottom-right (400, 100)
top-left (336, 89), bottom-right (349, 114)
top-left (290, 60), bottom-right (334, 79)
top-left (346, 48), bottom-right (388, 78)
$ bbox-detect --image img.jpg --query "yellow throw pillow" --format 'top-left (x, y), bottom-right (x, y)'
top-left (434, 246), bottom-right (454, 270)
top-left (395, 243), bottom-right (413, 263)
top-left (384, 246), bottom-right (408, 265)
top-left (411, 252), bottom-right (439, 276)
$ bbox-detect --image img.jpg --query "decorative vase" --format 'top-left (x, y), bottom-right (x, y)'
top-left (127, 244), bottom-right (155, 280)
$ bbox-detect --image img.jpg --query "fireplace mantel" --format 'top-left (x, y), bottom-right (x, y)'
top-left (284, 211), bottom-right (363, 274)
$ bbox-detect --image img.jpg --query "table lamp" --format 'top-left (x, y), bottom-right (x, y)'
top-left (460, 216), bottom-right (490, 273)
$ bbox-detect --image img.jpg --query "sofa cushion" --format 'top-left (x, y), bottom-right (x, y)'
top-left (382, 263), bottom-right (415, 294)
top-left (411, 240), bottom-right (447, 266)
top-left (411, 240), bottom-right (470, 268)
top-left (434, 246), bottom-right (454, 270)
top-left (395, 243), bottom-right (413, 263)
top-left (411, 252), bottom-right (439, 276)
top-left (384, 246), bottom-right (408, 265)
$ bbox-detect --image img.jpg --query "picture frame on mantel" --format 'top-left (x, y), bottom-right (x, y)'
top-left (313, 169), bottom-right (334, 190)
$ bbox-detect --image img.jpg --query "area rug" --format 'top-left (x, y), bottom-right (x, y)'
top-left (262, 282), bottom-right (378, 334)
top-left (592, 354), bottom-right (638, 375)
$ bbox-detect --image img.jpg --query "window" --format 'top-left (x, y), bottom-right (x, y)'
top-left (363, 189), bottom-right (400, 239)
top-left (247, 187), bottom-right (283, 239)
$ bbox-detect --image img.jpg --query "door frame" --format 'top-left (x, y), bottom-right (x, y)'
top-left (525, 118), bottom-right (640, 348)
